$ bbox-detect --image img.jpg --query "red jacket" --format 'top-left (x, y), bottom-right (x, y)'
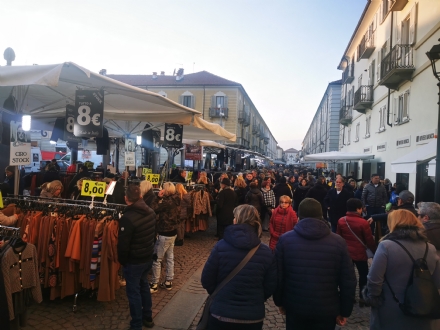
top-left (269, 206), bottom-right (298, 250)
top-left (337, 212), bottom-right (377, 261)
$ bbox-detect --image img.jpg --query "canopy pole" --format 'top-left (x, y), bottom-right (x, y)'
top-left (115, 138), bottom-right (120, 173)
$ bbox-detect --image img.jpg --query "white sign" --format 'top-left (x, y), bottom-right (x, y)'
top-left (396, 135), bottom-right (411, 148)
top-left (125, 152), bottom-right (135, 166)
top-left (377, 142), bottom-right (387, 152)
top-left (9, 121), bottom-right (31, 165)
top-left (363, 146), bottom-right (372, 154)
top-left (415, 129), bottom-right (436, 145)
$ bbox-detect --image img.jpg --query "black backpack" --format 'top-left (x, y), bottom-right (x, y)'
top-left (384, 239), bottom-right (440, 319)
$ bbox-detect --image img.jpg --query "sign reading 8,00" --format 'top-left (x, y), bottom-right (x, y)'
top-left (81, 180), bottom-right (106, 197)
top-left (145, 174), bottom-right (160, 184)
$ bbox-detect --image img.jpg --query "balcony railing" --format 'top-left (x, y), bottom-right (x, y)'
top-left (209, 107), bottom-right (229, 119)
top-left (339, 105), bottom-right (352, 126)
top-left (379, 44), bottom-right (415, 89)
top-left (353, 85), bottom-right (374, 112)
top-left (259, 128), bottom-right (265, 139)
top-left (253, 124), bottom-right (260, 136)
top-left (238, 110), bottom-right (250, 126)
top-left (263, 136), bottom-right (269, 145)
top-left (357, 31), bottom-right (375, 60)
top-left (342, 61), bottom-right (354, 84)
top-left (236, 137), bottom-right (250, 148)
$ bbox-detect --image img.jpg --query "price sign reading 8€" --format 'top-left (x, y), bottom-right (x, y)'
top-left (81, 180), bottom-right (106, 197)
top-left (145, 174), bottom-right (160, 184)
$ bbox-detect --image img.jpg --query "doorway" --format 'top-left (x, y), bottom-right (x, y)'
top-left (362, 163), bottom-right (371, 181)
top-left (377, 162), bottom-right (385, 180)
top-left (416, 162), bottom-right (434, 204)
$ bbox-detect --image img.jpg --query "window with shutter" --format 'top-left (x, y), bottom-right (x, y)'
top-left (355, 123), bottom-right (360, 142)
top-left (379, 105), bottom-right (386, 132)
top-left (365, 116), bottom-right (371, 138)
top-left (409, 3), bottom-right (417, 45)
top-left (183, 95), bottom-right (192, 108)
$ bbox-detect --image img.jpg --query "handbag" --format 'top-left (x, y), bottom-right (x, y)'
top-left (344, 217), bottom-right (374, 259)
top-left (196, 243), bottom-right (261, 330)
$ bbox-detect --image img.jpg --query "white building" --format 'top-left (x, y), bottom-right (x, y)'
top-left (285, 148), bottom-right (299, 165)
top-left (336, 0), bottom-right (440, 202)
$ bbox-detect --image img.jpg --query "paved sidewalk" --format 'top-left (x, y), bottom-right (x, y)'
top-left (23, 217), bottom-right (370, 329)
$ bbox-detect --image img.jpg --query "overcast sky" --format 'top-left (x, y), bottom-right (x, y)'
top-left (0, 0), bottom-right (366, 151)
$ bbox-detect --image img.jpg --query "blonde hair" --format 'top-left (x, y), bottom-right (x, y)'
top-left (233, 204), bottom-right (262, 237)
top-left (162, 182), bottom-right (176, 196)
top-left (234, 176), bottom-right (247, 188)
top-left (279, 195), bottom-right (292, 204)
top-left (197, 175), bottom-right (208, 184)
top-left (175, 183), bottom-right (187, 199)
top-left (387, 209), bottom-right (424, 233)
top-left (140, 180), bottom-right (153, 196)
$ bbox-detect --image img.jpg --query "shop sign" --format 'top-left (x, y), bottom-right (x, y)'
top-left (185, 144), bottom-right (203, 160)
top-left (125, 152), bottom-right (135, 166)
top-left (396, 136), bottom-right (411, 148)
top-left (415, 129), bottom-right (436, 145)
top-left (377, 142), bottom-right (387, 152)
top-left (64, 104), bottom-right (82, 142)
top-left (163, 124), bottom-right (183, 148)
top-left (363, 146), bottom-right (372, 154)
top-left (9, 121), bottom-right (31, 165)
top-left (74, 90), bottom-right (104, 138)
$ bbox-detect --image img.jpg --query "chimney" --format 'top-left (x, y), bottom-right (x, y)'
top-left (175, 68), bottom-right (184, 81)
top-left (160, 71), bottom-right (165, 75)
top-left (99, 69), bottom-right (107, 76)
top-left (152, 72), bottom-right (157, 79)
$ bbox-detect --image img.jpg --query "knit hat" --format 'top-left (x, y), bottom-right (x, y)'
top-left (298, 198), bottom-right (323, 219)
top-left (398, 190), bottom-right (414, 204)
top-left (221, 178), bottom-right (231, 186)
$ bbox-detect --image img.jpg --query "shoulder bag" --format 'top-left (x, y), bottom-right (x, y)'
top-left (344, 217), bottom-right (374, 259)
top-left (197, 243), bottom-right (261, 330)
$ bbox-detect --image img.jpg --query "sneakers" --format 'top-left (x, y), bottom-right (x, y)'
top-left (159, 281), bottom-right (173, 290)
top-left (143, 318), bottom-right (154, 328)
top-left (149, 283), bottom-right (158, 294)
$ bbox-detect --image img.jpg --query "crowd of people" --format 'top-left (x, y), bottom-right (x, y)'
top-left (2, 163), bottom-right (440, 330)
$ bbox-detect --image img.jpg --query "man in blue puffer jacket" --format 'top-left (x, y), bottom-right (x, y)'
top-left (201, 204), bottom-right (276, 329)
top-left (274, 198), bottom-right (356, 330)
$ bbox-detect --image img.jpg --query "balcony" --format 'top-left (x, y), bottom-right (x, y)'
top-left (263, 136), bottom-right (269, 145)
top-left (253, 124), bottom-right (260, 136)
top-left (357, 31), bottom-right (375, 60)
top-left (342, 61), bottom-right (354, 84)
top-left (238, 110), bottom-right (250, 126)
top-left (209, 107), bottom-right (228, 119)
top-left (252, 145), bottom-right (259, 152)
top-left (339, 105), bottom-right (352, 126)
top-left (259, 128), bottom-right (265, 139)
top-left (236, 137), bottom-right (250, 148)
top-left (379, 44), bottom-right (415, 90)
top-left (390, 0), bottom-right (409, 11)
top-left (353, 85), bottom-right (374, 112)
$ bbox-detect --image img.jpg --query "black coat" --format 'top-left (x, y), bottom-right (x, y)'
top-left (245, 188), bottom-right (264, 213)
top-left (305, 182), bottom-right (329, 219)
top-left (201, 224), bottom-right (276, 321)
top-left (142, 189), bottom-right (156, 207)
top-left (293, 185), bottom-right (310, 211)
top-left (234, 186), bottom-right (247, 205)
top-left (216, 188), bottom-right (237, 225)
top-left (117, 199), bottom-right (156, 265)
top-left (324, 188), bottom-right (354, 224)
top-left (274, 217), bottom-right (356, 318)
top-left (273, 183), bottom-right (292, 207)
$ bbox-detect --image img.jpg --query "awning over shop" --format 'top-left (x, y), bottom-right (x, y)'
top-left (303, 151), bottom-right (375, 162)
top-left (0, 62), bottom-right (236, 142)
top-left (272, 159), bottom-right (286, 165)
top-left (391, 139), bottom-right (437, 174)
top-left (182, 139), bottom-right (227, 149)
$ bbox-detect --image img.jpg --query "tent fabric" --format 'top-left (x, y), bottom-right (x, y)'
top-left (428, 159), bottom-right (436, 176)
top-left (303, 151), bottom-right (375, 162)
top-left (0, 62), bottom-right (235, 141)
top-left (391, 139), bottom-right (437, 174)
top-left (182, 139), bottom-right (227, 149)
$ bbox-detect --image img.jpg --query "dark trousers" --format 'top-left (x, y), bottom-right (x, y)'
top-left (217, 224), bottom-right (230, 240)
top-left (286, 315), bottom-right (335, 330)
top-left (123, 261), bottom-right (153, 330)
top-left (353, 260), bottom-right (368, 299)
top-left (208, 315), bottom-right (263, 330)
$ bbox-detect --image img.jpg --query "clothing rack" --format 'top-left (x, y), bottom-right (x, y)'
top-left (0, 225), bottom-right (20, 238)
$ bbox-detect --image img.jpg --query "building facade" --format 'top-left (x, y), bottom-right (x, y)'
top-left (336, 0), bottom-right (440, 201)
top-left (108, 70), bottom-right (278, 160)
top-left (302, 80), bottom-right (342, 158)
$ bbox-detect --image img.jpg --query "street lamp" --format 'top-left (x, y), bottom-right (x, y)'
top-left (426, 38), bottom-right (440, 203)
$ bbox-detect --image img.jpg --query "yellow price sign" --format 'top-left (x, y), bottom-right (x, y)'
top-left (81, 180), bottom-right (106, 197)
top-left (142, 168), bottom-right (152, 176)
top-left (186, 171), bottom-right (193, 181)
top-left (145, 174), bottom-right (160, 184)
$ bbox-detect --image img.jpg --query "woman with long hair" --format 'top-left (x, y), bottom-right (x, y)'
top-left (201, 205), bottom-right (276, 329)
top-left (40, 180), bottom-right (63, 198)
top-left (234, 176), bottom-right (248, 205)
top-left (363, 209), bottom-right (440, 329)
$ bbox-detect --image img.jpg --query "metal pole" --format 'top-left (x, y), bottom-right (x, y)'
top-left (435, 82), bottom-right (440, 203)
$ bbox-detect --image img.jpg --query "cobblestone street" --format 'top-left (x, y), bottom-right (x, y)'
top-left (24, 217), bottom-right (370, 329)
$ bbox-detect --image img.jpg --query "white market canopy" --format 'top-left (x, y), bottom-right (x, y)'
top-left (182, 139), bottom-right (227, 149)
top-left (0, 62), bottom-right (236, 142)
top-left (303, 151), bottom-right (375, 162)
top-left (391, 139), bottom-right (436, 174)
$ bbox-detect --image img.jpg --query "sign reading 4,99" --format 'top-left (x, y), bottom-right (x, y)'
top-left (74, 90), bottom-right (104, 138)
top-left (81, 180), bottom-right (106, 197)
top-left (163, 123), bottom-right (183, 148)
top-left (145, 174), bottom-right (160, 184)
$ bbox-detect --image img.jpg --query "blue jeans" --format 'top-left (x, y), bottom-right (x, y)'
top-left (123, 261), bottom-right (153, 330)
top-left (151, 235), bottom-right (176, 283)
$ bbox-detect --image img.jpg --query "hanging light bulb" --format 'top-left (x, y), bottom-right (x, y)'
top-left (22, 115), bottom-right (31, 131)
top-left (136, 135), bottom-right (142, 145)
